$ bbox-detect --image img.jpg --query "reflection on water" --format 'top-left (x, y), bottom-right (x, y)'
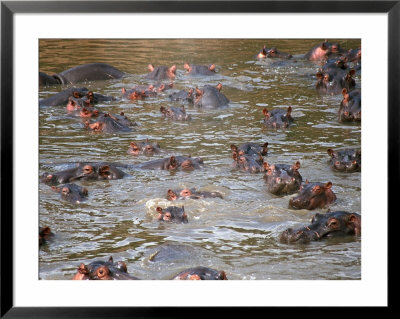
top-left (39, 39), bottom-right (361, 280)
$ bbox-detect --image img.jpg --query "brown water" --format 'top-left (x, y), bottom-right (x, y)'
top-left (39, 39), bottom-right (361, 280)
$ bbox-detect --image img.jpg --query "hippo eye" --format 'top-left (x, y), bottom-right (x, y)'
top-left (164, 213), bottom-right (172, 220)
top-left (61, 187), bottom-right (70, 194)
top-left (328, 218), bottom-right (339, 228)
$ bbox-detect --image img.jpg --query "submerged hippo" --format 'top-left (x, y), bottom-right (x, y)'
top-left (156, 206), bottom-right (188, 224)
top-left (184, 63), bottom-right (217, 76)
top-left (263, 161), bottom-right (302, 195)
top-left (40, 162), bottom-right (128, 185)
top-left (133, 156), bottom-right (203, 171)
top-left (280, 211), bottom-right (361, 243)
top-left (39, 63), bottom-right (125, 86)
top-left (289, 181), bottom-right (337, 210)
top-left (51, 183), bottom-right (88, 203)
top-left (194, 83), bottom-right (229, 108)
top-left (171, 266), bottom-right (228, 280)
top-left (72, 256), bottom-right (140, 280)
top-left (167, 188), bottom-right (223, 201)
top-left (327, 148), bottom-right (361, 172)
top-left (262, 106), bottom-right (294, 128)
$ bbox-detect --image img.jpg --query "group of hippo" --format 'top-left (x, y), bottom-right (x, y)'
top-left (39, 40), bottom-right (361, 280)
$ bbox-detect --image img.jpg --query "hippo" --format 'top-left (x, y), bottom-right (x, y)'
top-left (127, 140), bottom-right (162, 156)
top-left (304, 41), bottom-right (345, 61)
top-left (320, 56), bottom-right (349, 74)
top-left (315, 69), bottom-right (356, 95)
top-left (40, 88), bottom-right (115, 108)
top-left (169, 88), bottom-right (194, 104)
top-left (72, 256), bottom-right (140, 280)
top-left (327, 148), bottom-right (361, 172)
top-left (280, 211), bottom-right (361, 244)
top-left (145, 64), bottom-right (176, 81)
top-left (263, 161), bottom-right (302, 195)
top-left (121, 85), bottom-right (156, 100)
top-left (41, 162), bottom-right (128, 185)
top-left (84, 113), bottom-right (133, 133)
top-left (338, 88), bottom-right (361, 122)
top-left (67, 105), bottom-right (100, 118)
top-left (156, 206), bottom-right (188, 223)
top-left (146, 243), bottom-right (197, 263)
top-left (194, 83), bottom-right (230, 108)
top-left (171, 266), bottom-right (227, 280)
top-left (231, 152), bottom-right (265, 173)
top-left (343, 48), bottom-right (361, 63)
top-left (39, 87), bottom-right (89, 107)
top-left (121, 83), bottom-right (172, 100)
top-left (167, 188), bottom-right (223, 201)
top-left (65, 90), bottom-right (114, 113)
top-left (160, 106), bottom-right (191, 121)
top-left (262, 106), bottom-right (294, 128)
top-left (133, 156), bottom-right (203, 171)
top-left (257, 45), bottom-right (292, 59)
top-left (230, 142), bottom-right (269, 157)
top-left (289, 181), bottom-right (337, 210)
top-left (39, 226), bottom-right (54, 246)
top-left (51, 183), bottom-right (88, 203)
top-left (184, 63), bottom-right (217, 76)
top-left (39, 63), bottom-right (125, 86)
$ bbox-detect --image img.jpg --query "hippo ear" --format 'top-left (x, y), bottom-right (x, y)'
top-left (230, 144), bottom-right (238, 152)
top-left (167, 189), bottom-right (176, 199)
top-left (316, 72), bottom-right (323, 79)
top-left (216, 83), bottom-right (222, 91)
top-left (73, 91), bottom-right (81, 98)
top-left (349, 69), bottom-right (356, 76)
top-left (305, 179), bottom-right (309, 184)
top-left (262, 108), bottom-right (269, 118)
top-left (348, 214), bottom-right (361, 235)
top-left (327, 149), bottom-right (335, 157)
top-left (182, 206), bottom-right (187, 218)
top-left (195, 88), bottom-right (202, 97)
top-left (218, 271), bottom-right (227, 280)
top-left (148, 64), bottom-right (154, 72)
top-left (286, 106), bottom-right (292, 116)
top-left (130, 142), bottom-right (137, 147)
top-left (209, 64), bottom-right (216, 71)
top-left (82, 187), bottom-right (88, 196)
top-left (263, 161), bottom-right (269, 170)
top-left (232, 152), bottom-right (238, 161)
top-left (325, 181), bottom-right (333, 189)
top-left (99, 165), bottom-right (110, 174)
top-left (293, 161), bottom-right (301, 170)
top-left (160, 106), bottom-right (166, 113)
top-left (78, 263), bottom-right (88, 274)
top-left (156, 207), bottom-right (163, 213)
top-left (108, 256), bottom-right (113, 263)
top-left (41, 226), bottom-right (52, 235)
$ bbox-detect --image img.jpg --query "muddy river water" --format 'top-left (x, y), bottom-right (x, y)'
top-left (39, 39), bottom-right (361, 280)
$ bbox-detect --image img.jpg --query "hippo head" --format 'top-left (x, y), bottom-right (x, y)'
top-left (280, 211), bottom-right (361, 243)
top-left (289, 181), bottom-right (336, 210)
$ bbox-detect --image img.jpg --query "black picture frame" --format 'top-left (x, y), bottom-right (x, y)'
top-left (1, 1), bottom-right (395, 317)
